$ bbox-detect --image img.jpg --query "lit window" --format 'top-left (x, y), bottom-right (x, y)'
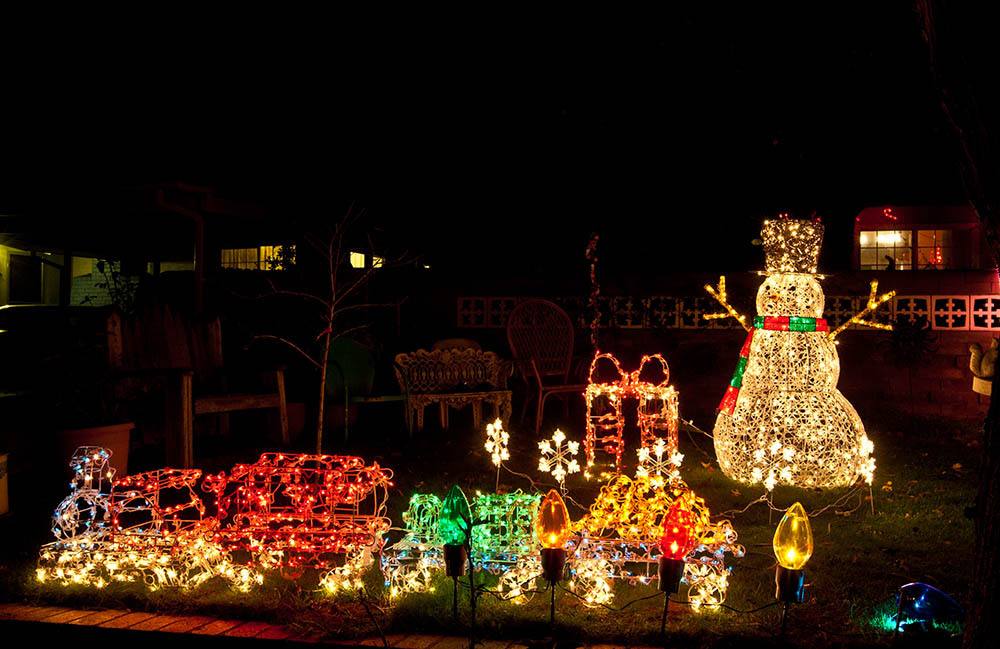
top-left (350, 252), bottom-right (366, 269)
top-left (260, 245), bottom-right (296, 271)
top-left (372, 255), bottom-right (384, 268)
top-left (859, 230), bottom-right (911, 270)
top-left (222, 245), bottom-right (295, 270)
top-left (221, 248), bottom-right (257, 270)
top-left (916, 230), bottom-right (953, 270)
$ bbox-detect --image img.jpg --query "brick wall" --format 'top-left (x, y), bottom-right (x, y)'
top-left (70, 272), bottom-right (112, 306)
top-left (442, 269), bottom-right (999, 427)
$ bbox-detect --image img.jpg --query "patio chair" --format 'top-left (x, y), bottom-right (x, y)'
top-left (106, 304), bottom-right (288, 467)
top-left (506, 299), bottom-right (587, 435)
top-left (327, 337), bottom-right (405, 439)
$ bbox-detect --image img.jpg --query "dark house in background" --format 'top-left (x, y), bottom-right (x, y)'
top-left (853, 205), bottom-right (986, 272)
top-left (451, 205), bottom-right (998, 423)
top-left (0, 183), bottom-right (298, 311)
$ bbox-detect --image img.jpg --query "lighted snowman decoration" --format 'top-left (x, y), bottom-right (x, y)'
top-left (708, 218), bottom-right (887, 490)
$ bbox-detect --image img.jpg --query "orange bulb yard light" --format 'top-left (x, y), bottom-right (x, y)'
top-left (535, 489), bottom-right (572, 626)
top-left (773, 502), bottom-right (812, 635)
top-left (536, 489), bottom-right (571, 583)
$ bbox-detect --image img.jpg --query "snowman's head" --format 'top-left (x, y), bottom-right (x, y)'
top-left (756, 273), bottom-right (824, 317)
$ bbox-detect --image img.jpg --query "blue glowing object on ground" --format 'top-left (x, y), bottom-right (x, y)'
top-left (894, 582), bottom-right (964, 635)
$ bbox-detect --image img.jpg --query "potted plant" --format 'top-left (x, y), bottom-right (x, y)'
top-left (44, 317), bottom-right (134, 477)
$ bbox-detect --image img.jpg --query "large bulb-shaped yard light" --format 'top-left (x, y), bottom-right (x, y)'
top-left (439, 484), bottom-right (472, 577)
top-left (658, 499), bottom-right (698, 594)
top-left (773, 501), bottom-right (812, 604)
top-left (535, 489), bottom-right (572, 627)
top-left (536, 489), bottom-right (571, 583)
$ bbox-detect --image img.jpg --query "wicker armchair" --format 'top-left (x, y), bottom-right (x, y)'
top-left (506, 299), bottom-right (587, 435)
top-left (393, 348), bottom-right (512, 433)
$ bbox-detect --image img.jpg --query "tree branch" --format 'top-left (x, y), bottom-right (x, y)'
top-left (261, 277), bottom-right (332, 309)
top-left (250, 334), bottom-right (322, 370)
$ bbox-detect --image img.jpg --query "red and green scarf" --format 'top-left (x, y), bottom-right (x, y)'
top-left (717, 316), bottom-right (828, 415)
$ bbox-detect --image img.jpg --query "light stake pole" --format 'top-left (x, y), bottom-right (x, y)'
top-left (467, 535), bottom-right (477, 649)
top-left (443, 543), bottom-right (468, 620)
top-left (657, 557), bottom-right (685, 633)
top-left (775, 564), bottom-right (805, 635)
top-left (771, 502), bottom-right (813, 638)
top-left (438, 485), bottom-right (473, 623)
top-left (541, 546), bottom-right (567, 624)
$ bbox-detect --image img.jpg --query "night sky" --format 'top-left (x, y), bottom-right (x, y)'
top-left (0, 5), bottom-right (969, 280)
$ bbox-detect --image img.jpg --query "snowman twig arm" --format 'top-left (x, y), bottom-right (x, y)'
top-left (703, 276), bottom-right (752, 332)
top-left (827, 279), bottom-right (896, 340)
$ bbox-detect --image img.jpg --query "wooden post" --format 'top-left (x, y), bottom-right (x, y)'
top-left (59, 250), bottom-right (72, 307)
top-left (193, 220), bottom-right (204, 315)
top-left (165, 371), bottom-right (195, 468)
top-left (276, 369), bottom-right (289, 445)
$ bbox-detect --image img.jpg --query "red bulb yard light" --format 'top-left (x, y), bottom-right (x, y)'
top-left (657, 497), bottom-right (699, 636)
top-left (658, 499), bottom-right (698, 593)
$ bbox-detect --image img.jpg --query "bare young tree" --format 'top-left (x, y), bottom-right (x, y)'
top-left (254, 207), bottom-right (397, 453)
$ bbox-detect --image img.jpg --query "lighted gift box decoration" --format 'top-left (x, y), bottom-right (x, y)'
top-left (707, 217), bottom-right (888, 489)
top-left (584, 353), bottom-right (679, 475)
top-left (202, 453), bottom-right (393, 592)
top-left (381, 489), bottom-right (542, 598)
top-left (38, 450), bottom-right (258, 592)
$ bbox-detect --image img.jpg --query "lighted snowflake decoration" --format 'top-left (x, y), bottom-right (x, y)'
top-left (635, 438), bottom-right (683, 487)
top-left (537, 429), bottom-right (580, 492)
top-left (484, 418), bottom-right (510, 468)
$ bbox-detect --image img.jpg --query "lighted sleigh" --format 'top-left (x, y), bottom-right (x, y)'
top-left (202, 453), bottom-right (393, 591)
top-left (564, 474), bottom-right (744, 608)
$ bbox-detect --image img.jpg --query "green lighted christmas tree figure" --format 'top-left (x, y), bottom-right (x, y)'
top-left (706, 217), bottom-right (891, 490)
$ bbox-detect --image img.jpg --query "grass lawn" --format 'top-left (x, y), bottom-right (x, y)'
top-left (1, 407), bottom-right (980, 647)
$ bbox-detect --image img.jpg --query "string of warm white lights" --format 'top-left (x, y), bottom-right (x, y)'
top-left (712, 218), bottom-right (880, 490)
top-left (584, 353), bottom-right (679, 472)
top-left (38, 459), bottom-right (262, 592)
top-left (39, 450), bottom-right (393, 594)
top-left (484, 419), bottom-right (510, 468)
top-left (381, 494), bottom-right (443, 597)
top-left (51, 447), bottom-right (115, 541)
top-left (203, 453), bottom-right (394, 582)
top-left (564, 473), bottom-right (743, 608)
top-left (537, 429), bottom-right (581, 493)
top-left (484, 418), bottom-right (510, 490)
top-left (636, 438), bottom-right (683, 488)
top-left (704, 276), bottom-right (751, 331)
top-left (827, 279), bottom-right (896, 339)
